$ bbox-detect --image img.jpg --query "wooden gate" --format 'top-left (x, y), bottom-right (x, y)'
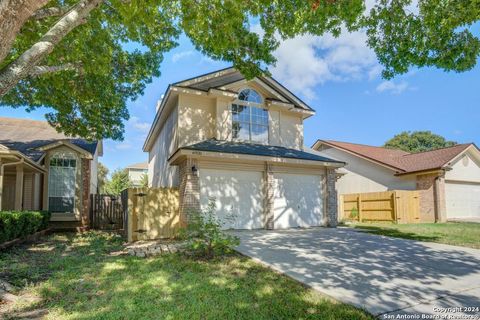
top-left (90, 194), bottom-right (126, 230)
top-left (339, 190), bottom-right (421, 223)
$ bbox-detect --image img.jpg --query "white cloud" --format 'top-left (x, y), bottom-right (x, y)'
top-left (172, 50), bottom-right (194, 63)
top-left (376, 80), bottom-right (409, 94)
top-left (129, 116), bottom-right (150, 134)
top-left (115, 140), bottom-right (132, 150)
top-left (263, 29), bottom-right (380, 100)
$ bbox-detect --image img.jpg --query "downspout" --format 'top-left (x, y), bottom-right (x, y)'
top-left (0, 157), bottom-right (24, 211)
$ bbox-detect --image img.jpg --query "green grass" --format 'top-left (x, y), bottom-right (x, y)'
top-left (0, 231), bottom-right (372, 320)
top-left (351, 222), bottom-right (480, 249)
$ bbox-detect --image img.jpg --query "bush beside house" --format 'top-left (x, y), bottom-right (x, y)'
top-left (0, 211), bottom-right (51, 243)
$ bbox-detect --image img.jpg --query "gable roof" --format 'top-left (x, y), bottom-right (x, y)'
top-left (144, 67), bottom-right (314, 152)
top-left (0, 117), bottom-right (99, 162)
top-left (126, 162), bottom-right (148, 170)
top-left (173, 67), bottom-right (314, 112)
top-left (172, 139), bottom-right (344, 164)
top-left (313, 139), bottom-right (476, 175)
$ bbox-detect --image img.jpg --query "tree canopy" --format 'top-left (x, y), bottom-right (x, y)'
top-left (97, 162), bottom-right (109, 193)
top-left (384, 131), bottom-right (457, 153)
top-left (103, 169), bottom-right (132, 195)
top-left (1, 0), bottom-right (479, 140)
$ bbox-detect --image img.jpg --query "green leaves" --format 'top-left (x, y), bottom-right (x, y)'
top-left (365, 0), bottom-right (480, 79)
top-left (383, 130), bottom-right (457, 153)
top-left (1, 0), bottom-right (479, 140)
top-left (104, 169), bottom-right (132, 195)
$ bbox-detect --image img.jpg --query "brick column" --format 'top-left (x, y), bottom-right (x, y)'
top-left (81, 159), bottom-right (91, 228)
top-left (416, 173), bottom-right (446, 222)
top-left (325, 168), bottom-right (338, 227)
top-left (264, 163), bottom-right (274, 230)
top-left (178, 157), bottom-right (200, 226)
top-left (434, 175), bottom-right (447, 222)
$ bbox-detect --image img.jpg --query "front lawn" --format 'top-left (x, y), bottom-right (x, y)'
top-left (351, 222), bottom-right (480, 249)
top-left (0, 231), bottom-right (372, 319)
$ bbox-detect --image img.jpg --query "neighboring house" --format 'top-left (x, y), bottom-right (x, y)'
top-left (0, 117), bottom-right (102, 228)
top-left (126, 162), bottom-right (148, 186)
top-left (144, 67), bottom-right (344, 229)
top-left (313, 140), bottom-right (480, 222)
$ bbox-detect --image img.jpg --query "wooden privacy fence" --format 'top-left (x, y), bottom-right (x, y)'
top-left (339, 190), bottom-right (420, 223)
top-left (126, 187), bottom-right (180, 242)
top-left (90, 194), bottom-right (126, 230)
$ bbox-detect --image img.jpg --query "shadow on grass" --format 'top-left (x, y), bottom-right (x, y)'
top-left (352, 225), bottom-right (441, 242)
top-left (0, 231), bottom-right (372, 320)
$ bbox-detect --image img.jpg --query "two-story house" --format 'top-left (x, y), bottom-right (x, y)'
top-left (143, 67), bottom-right (344, 229)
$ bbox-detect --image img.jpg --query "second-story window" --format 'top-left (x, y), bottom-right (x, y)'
top-left (232, 89), bottom-right (268, 143)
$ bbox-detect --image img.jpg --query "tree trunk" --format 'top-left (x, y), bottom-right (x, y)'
top-left (0, 0), bottom-right (50, 64)
top-left (0, 0), bottom-right (104, 97)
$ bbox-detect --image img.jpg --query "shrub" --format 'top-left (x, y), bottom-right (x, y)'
top-left (0, 211), bottom-right (51, 243)
top-left (179, 198), bottom-right (239, 259)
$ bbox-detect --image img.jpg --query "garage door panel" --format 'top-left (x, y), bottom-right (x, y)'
top-left (445, 182), bottom-right (480, 219)
top-left (200, 169), bottom-right (263, 229)
top-left (273, 173), bottom-right (323, 229)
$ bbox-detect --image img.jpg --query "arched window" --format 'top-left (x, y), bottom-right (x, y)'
top-left (48, 152), bottom-right (77, 213)
top-left (232, 89), bottom-right (268, 143)
top-left (238, 88), bottom-right (262, 104)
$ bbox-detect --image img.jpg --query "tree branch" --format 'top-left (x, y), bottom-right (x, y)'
top-left (0, 0), bottom-right (50, 64)
top-left (32, 7), bottom-right (69, 20)
top-left (0, 0), bottom-right (104, 97)
top-left (30, 63), bottom-right (80, 77)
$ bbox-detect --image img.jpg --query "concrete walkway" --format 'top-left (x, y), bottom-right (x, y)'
top-left (231, 228), bottom-right (480, 317)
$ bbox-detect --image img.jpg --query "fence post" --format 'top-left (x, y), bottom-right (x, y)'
top-left (357, 193), bottom-right (362, 222)
top-left (393, 191), bottom-right (398, 223)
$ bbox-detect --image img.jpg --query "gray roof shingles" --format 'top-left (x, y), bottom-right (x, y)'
top-left (0, 117), bottom-right (97, 162)
top-left (177, 139), bottom-right (343, 164)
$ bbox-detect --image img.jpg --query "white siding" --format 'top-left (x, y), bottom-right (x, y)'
top-left (149, 106), bottom-right (179, 188)
top-left (314, 147), bottom-right (416, 195)
top-left (128, 169), bottom-right (147, 186)
top-left (445, 153), bottom-right (480, 183)
top-left (279, 113), bottom-right (303, 149)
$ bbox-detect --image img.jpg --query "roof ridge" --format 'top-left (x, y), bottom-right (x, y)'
top-left (324, 139), bottom-right (410, 153)
top-left (400, 143), bottom-right (471, 157)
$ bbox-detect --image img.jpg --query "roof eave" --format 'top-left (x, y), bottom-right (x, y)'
top-left (169, 148), bottom-right (345, 168)
top-left (312, 139), bottom-right (405, 173)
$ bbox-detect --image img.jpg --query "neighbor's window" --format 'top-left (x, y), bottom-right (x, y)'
top-left (48, 152), bottom-right (77, 213)
top-left (232, 89), bottom-right (268, 143)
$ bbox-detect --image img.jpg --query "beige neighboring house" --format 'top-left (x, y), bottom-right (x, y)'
top-left (144, 67), bottom-right (344, 230)
top-left (126, 162), bottom-right (148, 186)
top-left (0, 117), bottom-right (102, 228)
top-left (313, 140), bottom-right (480, 222)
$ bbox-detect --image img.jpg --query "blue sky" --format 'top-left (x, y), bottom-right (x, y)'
top-left (2, 31), bottom-right (479, 174)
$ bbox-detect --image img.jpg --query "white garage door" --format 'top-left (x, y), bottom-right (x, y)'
top-left (273, 173), bottom-right (323, 229)
top-left (445, 182), bottom-right (480, 218)
top-left (200, 169), bottom-right (263, 229)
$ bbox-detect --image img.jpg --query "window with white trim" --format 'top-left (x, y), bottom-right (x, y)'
top-left (232, 89), bottom-right (268, 143)
top-left (48, 152), bottom-right (76, 213)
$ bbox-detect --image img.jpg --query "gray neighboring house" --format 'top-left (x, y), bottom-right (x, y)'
top-left (125, 162), bottom-right (148, 186)
top-left (313, 140), bottom-right (480, 222)
top-left (0, 117), bottom-right (102, 228)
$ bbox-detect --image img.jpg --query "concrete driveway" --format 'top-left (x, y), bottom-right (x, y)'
top-left (231, 228), bottom-right (480, 317)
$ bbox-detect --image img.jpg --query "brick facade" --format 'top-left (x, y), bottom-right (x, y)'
top-left (325, 169), bottom-right (338, 227)
top-left (178, 158), bottom-right (200, 226)
top-left (416, 172), bottom-right (446, 222)
top-left (81, 158), bottom-right (91, 227)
